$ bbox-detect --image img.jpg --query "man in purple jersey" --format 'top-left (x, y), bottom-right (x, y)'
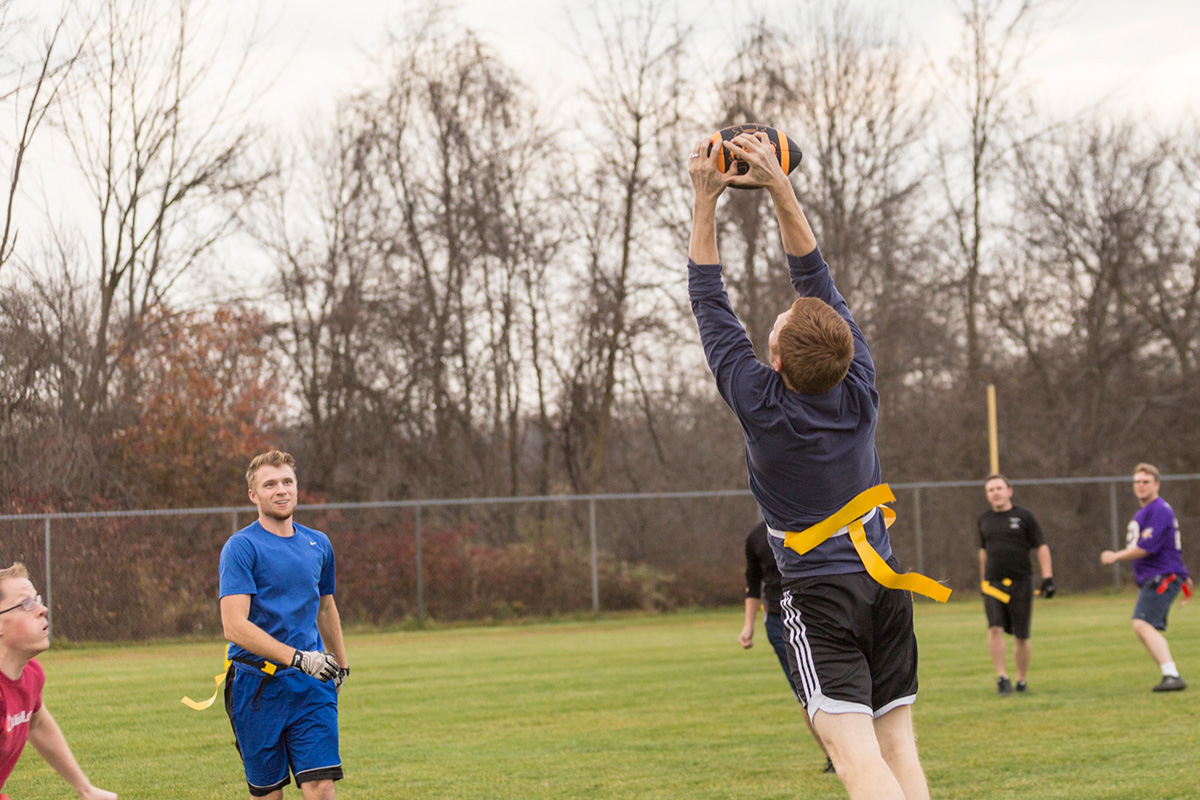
top-left (1101, 463), bottom-right (1192, 692)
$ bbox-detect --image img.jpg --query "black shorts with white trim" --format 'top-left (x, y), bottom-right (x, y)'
top-left (780, 556), bottom-right (919, 719)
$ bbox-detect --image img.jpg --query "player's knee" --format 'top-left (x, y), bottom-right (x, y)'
top-left (829, 743), bottom-right (884, 775)
top-left (299, 779), bottom-right (336, 800)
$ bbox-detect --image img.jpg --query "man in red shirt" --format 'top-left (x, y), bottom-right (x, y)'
top-left (0, 562), bottom-right (116, 799)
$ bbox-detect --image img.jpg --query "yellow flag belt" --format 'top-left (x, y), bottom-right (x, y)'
top-left (781, 484), bottom-right (951, 603)
top-left (981, 580), bottom-right (1011, 604)
top-left (181, 646), bottom-right (278, 711)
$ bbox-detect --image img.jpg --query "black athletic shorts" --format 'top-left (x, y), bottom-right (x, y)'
top-left (984, 576), bottom-right (1032, 639)
top-left (780, 558), bottom-right (919, 720)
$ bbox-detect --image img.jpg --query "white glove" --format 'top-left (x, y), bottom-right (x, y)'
top-left (291, 649), bottom-right (339, 682)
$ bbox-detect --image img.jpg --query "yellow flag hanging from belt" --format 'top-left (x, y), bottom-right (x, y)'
top-left (981, 580), bottom-right (1011, 604)
top-left (181, 656), bottom-right (231, 710)
top-left (180, 645), bottom-right (280, 710)
top-left (782, 484), bottom-right (951, 603)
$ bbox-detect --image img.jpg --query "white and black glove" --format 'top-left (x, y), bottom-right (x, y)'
top-left (334, 666), bottom-right (350, 693)
top-left (291, 649), bottom-right (340, 682)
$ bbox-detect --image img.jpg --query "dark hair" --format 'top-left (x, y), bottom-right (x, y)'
top-left (776, 297), bottom-right (854, 394)
top-left (984, 473), bottom-right (1011, 488)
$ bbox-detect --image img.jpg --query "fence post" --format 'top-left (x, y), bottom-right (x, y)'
top-left (231, 510), bottom-right (238, 535)
top-left (415, 505), bottom-right (424, 621)
top-left (1109, 482), bottom-right (1121, 589)
top-left (589, 498), bottom-right (599, 613)
top-left (912, 488), bottom-right (924, 576)
top-left (43, 517), bottom-right (52, 640)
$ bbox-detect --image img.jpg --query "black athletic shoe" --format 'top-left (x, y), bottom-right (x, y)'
top-left (1015, 680), bottom-right (1028, 693)
top-left (823, 757), bottom-right (836, 775)
top-left (1152, 675), bottom-right (1187, 692)
top-left (997, 676), bottom-right (1013, 696)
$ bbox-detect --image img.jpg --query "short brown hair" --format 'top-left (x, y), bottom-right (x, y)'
top-left (246, 450), bottom-right (297, 491)
top-left (776, 297), bottom-right (854, 394)
top-left (984, 473), bottom-right (1011, 488)
top-left (0, 563), bottom-right (29, 604)
top-left (1134, 462), bottom-right (1160, 481)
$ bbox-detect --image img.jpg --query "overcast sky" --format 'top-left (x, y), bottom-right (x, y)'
top-left (255, 0), bottom-right (1199, 133)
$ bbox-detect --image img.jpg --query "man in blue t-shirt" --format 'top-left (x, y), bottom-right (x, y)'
top-left (1102, 463), bottom-right (1192, 692)
top-left (219, 450), bottom-right (350, 798)
top-left (687, 131), bottom-right (935, 800)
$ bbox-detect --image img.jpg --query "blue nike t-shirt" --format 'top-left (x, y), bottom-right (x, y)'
top-left (219, 520), bottom-right (336, 669)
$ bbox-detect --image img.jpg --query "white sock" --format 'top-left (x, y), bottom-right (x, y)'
top-left (1161, 661), bottom-right (1180, 678)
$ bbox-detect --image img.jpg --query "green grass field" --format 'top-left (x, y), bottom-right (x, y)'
top-left (8, 593), bottom-right (1199, 799)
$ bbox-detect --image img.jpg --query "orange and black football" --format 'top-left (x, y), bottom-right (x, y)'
top-left (707, 123), bottom-right (802, 186)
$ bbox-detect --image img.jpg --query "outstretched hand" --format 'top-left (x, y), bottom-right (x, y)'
top-left (688, 132), bottom-right (790, 201)
top-left (688, 138), bottom-right (732, 203)
top-left (723, 131), bottom-right (788, 190)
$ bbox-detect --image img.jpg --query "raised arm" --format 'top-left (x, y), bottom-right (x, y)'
top-left (686, 139), bottom-right (772, 414)
top-left (688, 139), bottom-right (728, 264)
top-left (720, 131), bottom-right (818, 258)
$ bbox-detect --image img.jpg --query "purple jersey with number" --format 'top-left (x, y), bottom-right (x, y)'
top-left (1128, 497), bottom-right (1189, 586)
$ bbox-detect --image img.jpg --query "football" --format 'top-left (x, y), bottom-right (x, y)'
top-left (708, 123), bottom-right (802, 186)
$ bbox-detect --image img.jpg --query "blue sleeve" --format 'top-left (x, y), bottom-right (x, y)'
top-left (219, 536), bottom-right (257, 598)
top-left (788, 247), bottom-right (875, 387)
top-left (687, 259), bottom-right (775, 418)
top-left (319, 538), bottom-right (336, 596)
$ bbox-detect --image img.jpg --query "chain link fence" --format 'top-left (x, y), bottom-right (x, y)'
top-left (2, 474), bottom-right (1195, 642)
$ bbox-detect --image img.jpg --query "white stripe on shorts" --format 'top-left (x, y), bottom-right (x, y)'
top-left (780, 590), bottom-right (819, 703)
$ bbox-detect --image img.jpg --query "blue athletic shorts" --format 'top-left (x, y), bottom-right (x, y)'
top-left (227, 666), bottom-right (342, 797)
top-left (1133, 574), bottom-right (1183, 632)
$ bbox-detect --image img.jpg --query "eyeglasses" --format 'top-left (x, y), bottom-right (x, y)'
top-left (0, 594), bottom-right (43, 615)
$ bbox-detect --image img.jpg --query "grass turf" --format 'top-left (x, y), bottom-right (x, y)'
top-left (7, 593), bottom-right (1198, 799)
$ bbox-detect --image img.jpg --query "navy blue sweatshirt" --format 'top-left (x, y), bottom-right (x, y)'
top-left (688, 246), bottom-right (892, 579)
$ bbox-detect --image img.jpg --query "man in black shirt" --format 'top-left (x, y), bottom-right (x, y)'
top-left (739, 521), bottom-right (834, 774)
top-left (978, 474), bottom-right (1055, 695)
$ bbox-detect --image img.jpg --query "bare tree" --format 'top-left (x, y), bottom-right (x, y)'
top-left (55, 0), bottom-right (273, 429)
top-left (0, 0), bottom-right (85, 273)
top-left (708, 21), bottom-right (796, 360)
top-left (256, 9), bottom-right (561, 502)
top-left (937, 0), bottom-right (1055, 382)
top-left (712, 3), bottom-right (933, 371)
top-left (557, 0), bottom-right (693, 494)
top-left (999, 119), bottom-right (1191, 472)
